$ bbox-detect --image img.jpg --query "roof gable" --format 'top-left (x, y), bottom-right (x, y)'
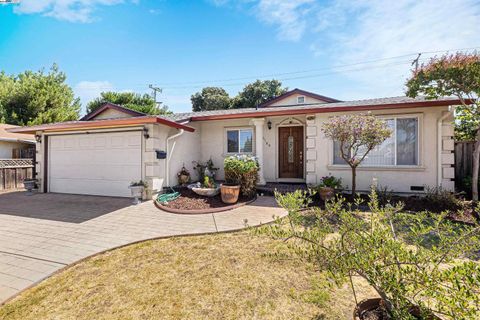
top-left (259, 89), bottom-right (340, 108)
top-left (81, 103), bottom-right (146, 121)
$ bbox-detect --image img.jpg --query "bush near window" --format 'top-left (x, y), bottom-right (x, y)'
top-left (224, 155), bottom-right (259, 197)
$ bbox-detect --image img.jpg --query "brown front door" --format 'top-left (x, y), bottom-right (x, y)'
top-left (279, 126), bottom-right (304, 179)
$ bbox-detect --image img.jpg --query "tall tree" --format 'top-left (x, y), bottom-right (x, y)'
top-left (86, 92), bottom-right (170, 115)
top-left (0, 64), bottom-right (80, 125)
top-left (191, 87), bottom-right (231, 111)
top-left (406, 52), bottom-right (480, 199)
top-left (231, 79), bottom-right (288, 109)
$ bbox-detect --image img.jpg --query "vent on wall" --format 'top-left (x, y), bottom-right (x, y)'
top-left (410, 186), bottom-right (425, 191)
top-left (297, 96), bottom-right (305, 104)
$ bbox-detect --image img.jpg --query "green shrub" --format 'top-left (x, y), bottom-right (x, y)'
top-left (224, 155), bottom-right (259, 197)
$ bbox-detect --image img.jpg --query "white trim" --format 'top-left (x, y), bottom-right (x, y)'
top-left (223, 127), bottom-right (255, 155)
top-left (330, 114), bottom-right (422, 168)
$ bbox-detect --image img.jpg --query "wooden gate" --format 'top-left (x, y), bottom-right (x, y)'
top-left (0, 159), bottom-right (34, 191)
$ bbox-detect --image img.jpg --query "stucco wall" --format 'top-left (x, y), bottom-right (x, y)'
top-left (0, 141), bottom-right (31, 158)
top-left (269, 93), bottom-right (328, 106)
top-left (311, 106), bottom-right (453, 193)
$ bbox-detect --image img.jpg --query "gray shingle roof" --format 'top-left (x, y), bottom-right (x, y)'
top-left (167, 96), bottom-right (460, 122)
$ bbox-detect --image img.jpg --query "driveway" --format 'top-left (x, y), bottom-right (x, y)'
top-left (0, 192), bottom-right (285, 303)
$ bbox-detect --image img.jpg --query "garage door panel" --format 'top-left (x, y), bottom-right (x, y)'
top-left (49, 131), bottom-right (142, 197)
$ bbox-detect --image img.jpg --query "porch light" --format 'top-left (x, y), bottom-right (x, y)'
top-left (143, 127), bottom-right (150, 139)
top-left (267, 120), bottom-right (272, 130)
top-left (35, 134), bottom-right (42, 143)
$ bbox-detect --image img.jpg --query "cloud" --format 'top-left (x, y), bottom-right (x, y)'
top-left (74, 80), bottom-right (114, 113)
top-left (14, 0), bottom-right (130, 22)
top-left (213, 0), bottom-right (480, 97)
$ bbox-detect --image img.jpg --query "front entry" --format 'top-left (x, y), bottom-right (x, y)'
top-left (278, 126), bottom-right (304, 179)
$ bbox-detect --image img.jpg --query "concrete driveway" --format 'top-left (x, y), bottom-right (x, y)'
top-left (0, 191), bottom-right (284, 303)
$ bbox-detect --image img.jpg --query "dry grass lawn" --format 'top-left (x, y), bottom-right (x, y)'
top-left (0, 232), bottom-right (375, 320)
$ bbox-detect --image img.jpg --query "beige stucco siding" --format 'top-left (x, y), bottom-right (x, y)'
top-left (269, 93), bottom-right (328, 106)
top-left (92, 108), bottom-right (135, 120)
top-left (312, 106), bottom-right (452, 193)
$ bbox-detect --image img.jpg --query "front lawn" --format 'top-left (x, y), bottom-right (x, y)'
top-left (0, 232), bottom-right (375, 320)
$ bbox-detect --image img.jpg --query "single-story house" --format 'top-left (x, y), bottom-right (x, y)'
top-left (0, 124), bottom-right (35, 159)
top-left (9, 89), bottom-right (458, 198)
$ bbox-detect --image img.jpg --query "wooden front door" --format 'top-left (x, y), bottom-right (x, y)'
top-left (279, 126), bottom-right (304, 179)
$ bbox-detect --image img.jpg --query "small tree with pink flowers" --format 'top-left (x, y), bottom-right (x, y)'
top-left (322, 114), bottom-right (392, 195)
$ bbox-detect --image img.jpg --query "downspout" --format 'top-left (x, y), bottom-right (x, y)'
top-left (437, 106), bottom-right (453, 187)
top-left (166, 129), bottom-right (185, 188)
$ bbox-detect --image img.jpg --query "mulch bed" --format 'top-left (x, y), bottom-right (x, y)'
top-left (157, 188), bottom-right (255, 214)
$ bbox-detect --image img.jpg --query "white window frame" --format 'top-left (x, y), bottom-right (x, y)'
top-left (297, 96), bottom-right (305, 104)
top-left (225, 127), bottom-right (254, 155)
top-left (331, 114), bottom-right (421, 168)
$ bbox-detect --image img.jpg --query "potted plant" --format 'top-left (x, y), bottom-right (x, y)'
top-left (222, 155), bottom-right (259, 204)
top-left (177, 165), bottom-right (191, 186)
top-left (191, 176), bottom-right (220, 197)
top-left (192, 158), bottom-right (218, 182)
top-left (23, 178), bottom-right (37, 195)
top-left (265, 188), bottom-right (480, 320)
top-left (129, 180), bottom-right (147, 204)
top-left (316, 175), bottom-right (342, 201)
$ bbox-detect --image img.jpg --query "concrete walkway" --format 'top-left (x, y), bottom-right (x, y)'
top-left (0, 192), bottom-right (285, 303)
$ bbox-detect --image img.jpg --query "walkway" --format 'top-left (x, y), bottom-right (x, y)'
top-left (0, 192), bottom-right (284, 304)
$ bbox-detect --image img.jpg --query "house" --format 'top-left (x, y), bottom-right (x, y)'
top-left (0, 124), bottom-right (35, 159)
top-left (8, 90), bottom-right (458, 198)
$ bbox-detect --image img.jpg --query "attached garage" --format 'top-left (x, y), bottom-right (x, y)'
top-left (48, 131), bottom-right (142, 197)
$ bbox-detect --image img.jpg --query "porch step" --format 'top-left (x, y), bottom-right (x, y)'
top-left (257, 183), bottom-right (308, 196)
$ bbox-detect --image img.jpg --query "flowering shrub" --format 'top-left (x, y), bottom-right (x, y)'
top-left (224, 155), bottom-right (259, 197)
top-left (322, 113), bottom-right (391, 194)
top-left (317, 175), bottom-right (342, 189)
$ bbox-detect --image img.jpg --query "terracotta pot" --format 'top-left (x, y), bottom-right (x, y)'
top-left (353, 298), bottom-right (440, 320)
top-left (178, 174), bottom-right (190, 185)
top-left (318, 186), bottom-right (335, 201)
top-left (221, 184), bottom-right (240, 204)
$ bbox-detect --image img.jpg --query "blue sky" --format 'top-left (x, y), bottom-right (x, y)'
top-left (1, 0), bottom-right (480, 114)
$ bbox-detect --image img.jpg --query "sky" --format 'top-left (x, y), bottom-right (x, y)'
top-left (1, 0), bottom-right (480, 114)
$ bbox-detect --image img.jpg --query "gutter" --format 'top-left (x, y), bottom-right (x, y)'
top-left (165, 129), bottom-right (185, 187)
top-left (437, 106), bottom-right (453, 187)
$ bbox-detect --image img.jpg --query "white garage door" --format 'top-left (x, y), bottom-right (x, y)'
top-left (48, 131), bottom-right (142, 197)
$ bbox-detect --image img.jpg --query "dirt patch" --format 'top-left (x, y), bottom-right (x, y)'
top-left (159, 188), bottom-right (254, 213)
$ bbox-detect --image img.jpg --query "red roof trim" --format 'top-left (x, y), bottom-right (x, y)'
top-left (258, 88), bottom-right (341, 108)
top-left (81, 102), bottom-right (146, 121)
top-left (190, 99), bottom-right (459, 121)
top-left (8, 116), bottom-right (195, 134)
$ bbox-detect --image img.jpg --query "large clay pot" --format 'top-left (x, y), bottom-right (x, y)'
top-left (353, 298), bottom-right (440, 320)
top-left (221, 184), bottom-right (240, 204)
top-left (318, 187), bottom-right (335, 201)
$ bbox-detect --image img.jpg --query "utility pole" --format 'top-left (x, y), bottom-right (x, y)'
top-left (149, 85), bottom-right (162, 108)
top-left (411, 53), bottom-right (422, 72)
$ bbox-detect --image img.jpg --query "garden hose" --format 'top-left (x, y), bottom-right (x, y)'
top-left (157, 188), bottom-right (180, 203)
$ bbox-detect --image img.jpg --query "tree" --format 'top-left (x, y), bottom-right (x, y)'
top-left (266, 189), bottom-right (480, 319)
top-left (86, 92), bottom-right (170, 115)
top-left (231, 79), bottom-right (287, 109)
top-left (322, 114), bottom-right (392, 195)
top-left (0, 64), bottom-right (80, 125)
top-left (191, 87), bottom-right (231, 112)
top-left (406, 52), bottom-right (480, 199)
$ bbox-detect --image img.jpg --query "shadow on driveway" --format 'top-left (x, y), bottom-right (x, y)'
top-left (0, 192), bottom-right (132, 223)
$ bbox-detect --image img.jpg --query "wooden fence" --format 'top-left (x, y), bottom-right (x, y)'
top-left (0, 159), bottom-right (34, 191)
top-left (455, 141), bottom-right (475, 191)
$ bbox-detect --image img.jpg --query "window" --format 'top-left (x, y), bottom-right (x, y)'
top-left (297, 96), bottom-right (305, 104)
top-left (333, 117), bottom-right (419, 166)
top-left (226, 128), bottom-right (253, 154)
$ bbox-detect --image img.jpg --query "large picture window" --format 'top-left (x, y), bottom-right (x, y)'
top-left (226, 128), bottom-right (253, 154)
top-left (333, 117), bottom-right (419, 166)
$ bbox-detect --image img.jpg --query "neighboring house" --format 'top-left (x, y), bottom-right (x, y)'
top-left (8, 90), bottom-right (458, 198)
top-left (0, 124), bottom-right (35, 159)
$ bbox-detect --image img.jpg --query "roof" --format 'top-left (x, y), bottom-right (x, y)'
top-left (81, 102), bottom-right (147, 121)
top-left (167, 96), bottom-right (462, 122)
top-left (7, 116), bottom-right (195, 134)
top-left (258, 88), bottom-right (341, 107)
top-left (0, 124), bottom-right (35, 144)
